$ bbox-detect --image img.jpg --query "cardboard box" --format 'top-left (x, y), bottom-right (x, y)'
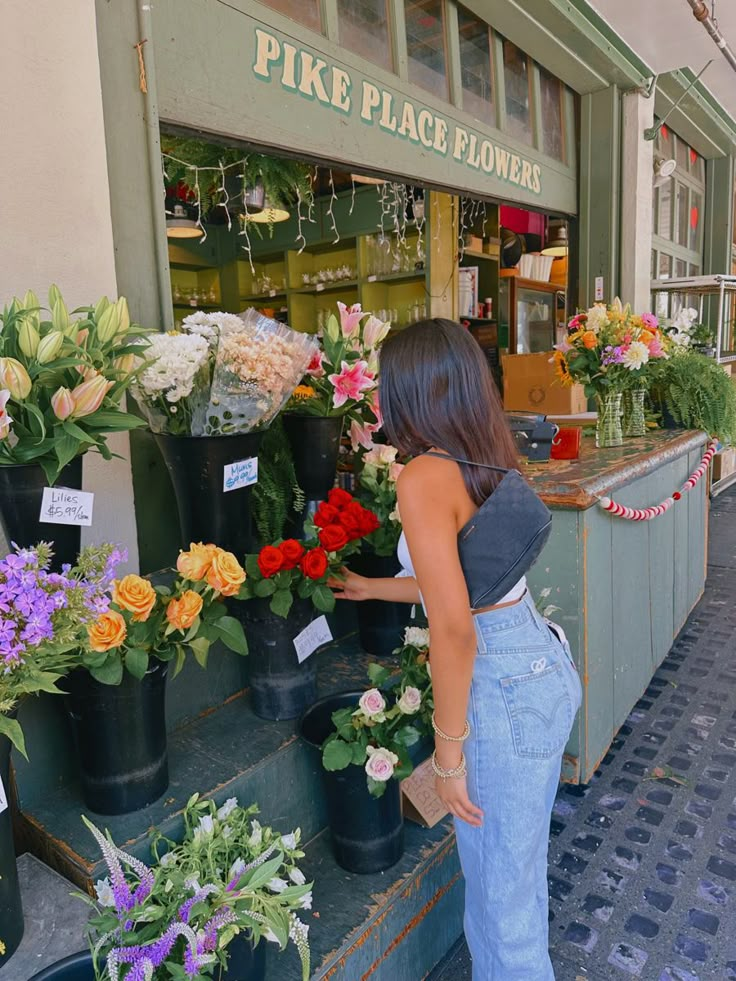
top-left (712, 448), bottom-right (736, 483)
top-left (401, 757), bottom-right (449, 828)
top-left (502, 352), bottom-right (588, 415)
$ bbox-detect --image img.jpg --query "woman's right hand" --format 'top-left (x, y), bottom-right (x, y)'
top-left (327, 568), bottom-right (373, 602)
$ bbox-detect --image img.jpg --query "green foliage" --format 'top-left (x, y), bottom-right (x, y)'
top-left (161, 135), bottom-right (313, 211)
top-left (657, 351), bottom-right (736, 442)
top-left (251, 419), bottom-right (303, 545)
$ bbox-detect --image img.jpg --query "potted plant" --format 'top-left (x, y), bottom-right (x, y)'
top-left (300, 625), bottom-right (432, 874)
top-left (652, 349), bottom-right (736, 441)
top-left (554, 299), bottom-right (667, 445)
top-left (132, 310), bottom-right (317, 560)
top-left (283, 303), bottom-right (388, 530)
top-left (661, 306), bottom-right (717, 358)
top-left (31, 794), bottom-right (312, 981)
top-left (351, 444), bottom-right (411, 657)
top-left (239, 489), bottom-right (379, 721)
top-left (0, 288), bottom-right (146, 566)
top-left (69, 544), bottom-right (248, 815)
top-left (0, 541), bottom-right (122, 970)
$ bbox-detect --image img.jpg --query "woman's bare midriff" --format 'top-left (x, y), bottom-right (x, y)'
top-left (472, 591), bottom-right (527, 616)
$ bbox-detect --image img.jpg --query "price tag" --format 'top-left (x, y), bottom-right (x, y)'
top-left (315, 283), bottom-right (325, 292)
top-left (0, 775), bottom-right (7, 815)
top-left (293, 615), bottom-right (333, 664)
top-left (367, 275), bottom-right (377, 283)
top-left (39, 487), bottom-right (94, 527)
top-left (269, 289), bottom-right (277, 297)
top-left (401, 757), bottom-right (449, 828)
top-left (223, 457), bottom-right (258, 492)
top-left (594, 276), bottom-right (604, 301)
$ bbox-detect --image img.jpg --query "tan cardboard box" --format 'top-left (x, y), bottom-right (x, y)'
top-left (502, 352), bottom-right (588, 415)
top-left (712, 448), bottom-right (736, 483)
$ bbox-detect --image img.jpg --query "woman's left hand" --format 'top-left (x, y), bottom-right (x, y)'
top-left (434, 774), bottom-right (483, 827)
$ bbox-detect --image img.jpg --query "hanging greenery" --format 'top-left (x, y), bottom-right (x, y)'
top-left (161, 135), bottom-right (313, 213)
top-left (251, 418), bottom-right (304, 545)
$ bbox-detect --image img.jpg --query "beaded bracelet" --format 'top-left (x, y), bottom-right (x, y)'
top-left (431, 750), bottom-right (467, 780)
top-left (431, 712), bottom-right (470, 743)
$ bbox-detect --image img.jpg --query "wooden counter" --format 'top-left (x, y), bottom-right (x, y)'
top-left (523, 431), bottom-right (709, 783)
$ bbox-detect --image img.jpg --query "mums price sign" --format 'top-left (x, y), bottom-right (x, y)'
top-left (251, 28), bottom-right (551, 204)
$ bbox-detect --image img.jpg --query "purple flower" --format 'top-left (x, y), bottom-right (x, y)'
top-left (602, 345), bottom-right (625, 366)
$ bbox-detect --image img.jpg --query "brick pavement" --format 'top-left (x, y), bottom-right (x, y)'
top-left (429, 488), bottom-right (736, 981)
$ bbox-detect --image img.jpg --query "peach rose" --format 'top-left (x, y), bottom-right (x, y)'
top-left (87, 610), bottom-right (127, 652)
top-left (112, 574), bottom-right (157, 622)
top-left (177, 542), bottom-right (217, 582)
top-left (206, 548), bottom-right (246, 597)
top-left (166, 590), bottom-right (203, 632)
top-left (582, 331), bottom-right (598, 350)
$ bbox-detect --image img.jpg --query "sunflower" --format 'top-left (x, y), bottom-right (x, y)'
top-left (553, 350), bottom-right (574, 387)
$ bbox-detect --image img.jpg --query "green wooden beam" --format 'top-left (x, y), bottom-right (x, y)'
top-left (655, 71), bottom-right (736, 159)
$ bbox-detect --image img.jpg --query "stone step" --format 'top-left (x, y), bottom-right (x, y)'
top-left (267, 820), bottom-right (464, 981)
top-left (14, 636), bottom-right (375, 890)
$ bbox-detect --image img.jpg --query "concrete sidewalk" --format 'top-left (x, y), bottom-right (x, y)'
top-left (430, 487), bottom-right (736, 981)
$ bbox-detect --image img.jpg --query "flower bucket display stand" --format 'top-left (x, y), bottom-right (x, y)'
top-left (9, 617), bottom-right (464, 980)
top-left (283, 415), bottom-right (344, 536)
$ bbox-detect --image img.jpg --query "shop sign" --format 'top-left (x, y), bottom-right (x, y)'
top-left (252, 28), bottom-right (543, 197)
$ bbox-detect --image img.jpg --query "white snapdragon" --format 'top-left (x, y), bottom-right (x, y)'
top-left (94, 877), bottom-right (115, 907)
top-left (136, 333), bottom-right (209, 404)
top-left (217, 797), bottom-right (238, 821)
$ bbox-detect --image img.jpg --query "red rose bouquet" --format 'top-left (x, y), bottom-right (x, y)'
top-left (240, 489), bottom-right (379, 617)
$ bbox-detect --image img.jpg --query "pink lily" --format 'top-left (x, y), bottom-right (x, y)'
top-left (363, 315), bottom-right (391, 349)
top-left (328, 359), bottom-right (375, 409)
top-left (350, 418), bottom-right (376, 452)
top-left (337, 302), bottom-right (363, 339)
top-left (0, 390), bottom-right (13, 440)
top-left (648, 336), bottom-right (667, 359)
top-left (306, 350), bottom-right (325, 378)
top-left (554, 336), bottom-right (573, 354)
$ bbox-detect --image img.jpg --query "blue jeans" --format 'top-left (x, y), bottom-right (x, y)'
top-left (454, 592), bottom-right (582, 980)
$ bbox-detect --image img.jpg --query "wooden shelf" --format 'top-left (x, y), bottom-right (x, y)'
top-left (361, 271), bottom-right (425, 285)
top-left (240, 292), bottom-right (287, 302)
top-left (292, 279), bottom-right (358, 295)
top-left (462, 250), bottom-right (499, 262)
top-left (173, 303), bottom-right (220, 310)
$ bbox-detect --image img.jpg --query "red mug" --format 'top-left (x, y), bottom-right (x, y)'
top-left (551, 427), bottom-right (581, 460)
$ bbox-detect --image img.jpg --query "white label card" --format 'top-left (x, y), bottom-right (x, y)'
top-left (294, 615), bottom-right (333, 664)
top-left (39, 487), bottom-right (94, 527)
top-left (223, 457), bottom-right (258, 492)
top-left (0, 775), bottom-right (7, 815)
top-left (594, 276), bottom-right (604, 301)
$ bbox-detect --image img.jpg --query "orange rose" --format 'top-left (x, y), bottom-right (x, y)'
top-left (177, 542), bottom-right (217, 582)
top-left (112, 574), bottom-right (157, 622)
top-left (582, 331), bottom-right (598, 350)
top-left (87, 610), bottom-right (127, 652)
top-left (206, 548), bottom-right (246, 597)
top-left (166, 590), bottom-right (204, 632)
top-left (640, 329), bottom-right (654, 344)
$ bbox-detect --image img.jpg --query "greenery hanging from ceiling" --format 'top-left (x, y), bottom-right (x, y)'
top-left (161, 134), bottom-right (313, 213)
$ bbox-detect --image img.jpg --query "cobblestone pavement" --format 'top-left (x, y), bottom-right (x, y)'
top-left (429, 488), bottom-right (736, 981)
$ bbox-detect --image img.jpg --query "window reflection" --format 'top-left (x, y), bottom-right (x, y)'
top-left (337, 0), bottom-right (393, 72)
top-left (457, 5), bottom-right (494, 124)
top-left (502, 39), bottom-right (532, 145)
top-left (260, 0), bottom-right (322, 33)
top-left (406, 0), bottom-right (449, 100)
top-left (539, 66), bottom-right (563, 160)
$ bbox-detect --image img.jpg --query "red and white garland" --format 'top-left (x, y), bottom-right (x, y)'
top-left (598, 440), bottom-right (718, 521)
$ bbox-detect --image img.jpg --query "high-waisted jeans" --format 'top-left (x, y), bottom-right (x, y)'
top-left (454, 591), bottom-right (582, 980)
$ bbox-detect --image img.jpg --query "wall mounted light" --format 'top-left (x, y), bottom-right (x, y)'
top-left (541, 223), bottom-right (568, 257)
top-left (244, 199), bottom-right (290, 223)
top-left (654, 156), bottom-right (677, 188)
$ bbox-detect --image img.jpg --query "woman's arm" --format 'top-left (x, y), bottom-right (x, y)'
top-left (328, 570), bottom-right (421, 604)
top-left (397, 459), bottom-right (483, 827)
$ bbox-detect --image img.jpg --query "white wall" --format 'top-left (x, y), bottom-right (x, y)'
top-left (0, 0), bottom-right (138, 570)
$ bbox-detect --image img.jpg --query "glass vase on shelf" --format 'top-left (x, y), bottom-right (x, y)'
top-left (595, 391), bottom-right (624, 448)
top-left (623, 387), bottom-right (647, 438)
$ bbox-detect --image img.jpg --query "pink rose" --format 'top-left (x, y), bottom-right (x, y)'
top-left (397, 686), bottom-right (421, 714)
top-left (365, 746), bottom-right (399, 782)
top-left (358, 688), bottom-right (386, 719)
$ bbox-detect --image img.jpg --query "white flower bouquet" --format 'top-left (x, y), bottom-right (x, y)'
top-left (132, 310), bottom-right (318, 436)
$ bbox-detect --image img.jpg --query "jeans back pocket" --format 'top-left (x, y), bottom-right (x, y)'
top-left (501, 662), bottom-right (573, 760)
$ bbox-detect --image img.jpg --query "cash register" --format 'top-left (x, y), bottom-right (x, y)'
top-left (506, 412), bottom-right (559, 462)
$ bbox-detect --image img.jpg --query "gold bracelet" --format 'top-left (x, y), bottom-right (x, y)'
top-left (431, 750), bottom-right (467, 780)
top-left (431, 712), bottom-right (470, 743)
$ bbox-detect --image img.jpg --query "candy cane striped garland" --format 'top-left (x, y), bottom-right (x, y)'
top-left (597, 440), bottom-right (719, 521)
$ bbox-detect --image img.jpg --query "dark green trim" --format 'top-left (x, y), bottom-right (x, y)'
top-left (704, 155), bottom-right (735, 276)
top-left (656, 71), bottom-right (736, 158)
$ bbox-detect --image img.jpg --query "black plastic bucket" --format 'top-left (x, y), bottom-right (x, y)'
top-left (28, 933), bottom-right (266, 981)
top-left (241, 598), bottom-right (317, 720)
top-left (0, 729), bottom-right (24, 969)
top-left (64, 661), bottom-right (168, 815)
top-left (154, 432), bottom-right (263, 556)
top-left (0, 457), bottom-right (83, 570)
top-left (301, 691), bottom-right (404, 874)
top-left (353, 550), bottom-right (413, 657)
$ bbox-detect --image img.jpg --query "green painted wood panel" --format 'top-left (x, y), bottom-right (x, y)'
top-left (648, 501), bottom-right (675, 671)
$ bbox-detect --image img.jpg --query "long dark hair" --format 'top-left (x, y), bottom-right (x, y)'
top-left (379, 318), bottom-right (518, 506)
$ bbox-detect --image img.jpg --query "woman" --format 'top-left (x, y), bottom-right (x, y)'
top-left (332, 319), bottom-right (581, 980)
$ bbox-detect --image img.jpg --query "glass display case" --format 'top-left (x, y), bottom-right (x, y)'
top-left (499, 276), bottom-right (564, 353)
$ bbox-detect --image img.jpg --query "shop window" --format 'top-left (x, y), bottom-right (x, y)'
top-left (657, 179), bottom-right (673, 239)
top-left (406, 0), bottom-right (449, 100)
top-left (539, 66), bottom-right (563, 161)
top-left (676, 182), bottom-right (689, 248)
top-left (502, 38), bottom-right (532, 145)
top-left (651, 128), bottom-right (705, 287)
top-left (658, 253), bottom-right (672, 280)
top-left (259, 0), bottom-right (322, 33)
top-left (457, 4), bottom-right (494, 124)
top-left (337, 0), bottom-right (393, 73)
top-left (689, 190), bottom-right (703, 254)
